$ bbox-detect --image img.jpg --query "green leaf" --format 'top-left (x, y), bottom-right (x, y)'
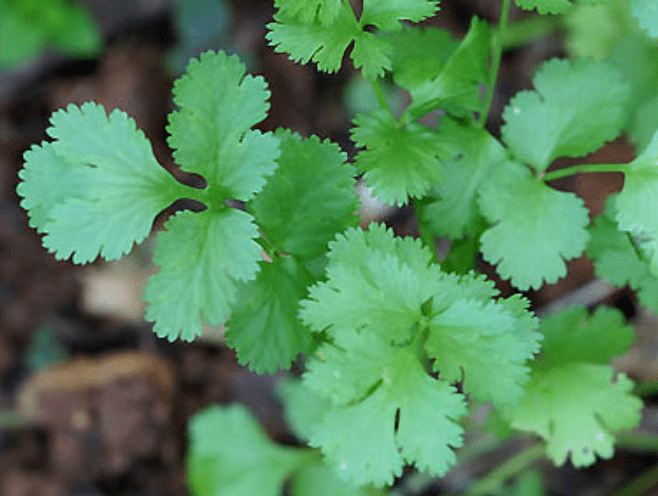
top-left (386, 26), bottom-right (457, 90)
top-left (300, 226), bottom-right (440, 345)
top-left (630, 0), bottom-right (658, 38)
top-left (515, 0), bottom-right (612, 14)
top-left (226, 257), bottom-right (315, 373)
top-left (351, 110), bottom-right (456, 205)
top-left (277, 378), bottom-right (332, 443)
top-left (427, 297), bottom-right (540, 406)
top-left (422, 121), bottom-right (506, 239)
top-left (616, 129), bottom-right (658, 276)
top-left (168, 50), bottom-right (279, 201)
top-left (266, 5), bottom-right (368, 75)
top-left (274, 0), bottom-right (343, 25)
top-left (267, 0), bottom-right (439, 79)
top-left (360, 0), bottom-right (439, 31)
top-left (0, 0), bottom-right (47, 68)
top-left (18, 102), bottom-right (184, 264)
top-left (144, 209), bottom-right (261, 341)
top-left (306, 343), bottom-right (465, 487)
top-left (536, 306), bottom-right (634, 370)
top-left (249, 131), bottom-right (358, 259)
top-left (478, 161), bottom-right (590, 290)
top-left (501, 58), bottom-right (630, 173)
top-left (187, 404), bottom-right (310, 496)
top-left (406, 17), bottom-right (491, 119)
top-left (291, 461), bottom-right (378, 496)
top-left (588, 208), bottom-right (658, 313)
top-left (507, 363), bottom-right (642, 467)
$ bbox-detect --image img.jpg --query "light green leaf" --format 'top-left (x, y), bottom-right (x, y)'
top-left (277, 378), bottom-right (332, 443)
top-left (360, 0), bottom-right (439, 31)
top-left (616, 129), bottom-right (658, 276)
top-left (516, 0), bottom-right (612, 14)
top-left (427, 298), bottom-right (540, 406)
top-left (145, 209), bottom-right (261, 341)
top-left (502, 58), bottom-right (630, 172)
top-left (168, 50), bottom-right (279, 200)
top-left (226, 257), bottom-right (315, 373)
top-left (407, 17), bottom-right (490, 119)
top-left (266, 5), bottom-right (364, 74)
top-left (274, 0), bottom-right (343, 25)
top-left (307, 344), bottom-right (464, 487)
top-left (422, 121), bottom-right (506, 239)
top-left (537, 306), bottom-right (634, 370)
top-left (630, 0), bottom-right (658, 38)
top-left (588, 208), bottom-right (658, 312)
top-left (507, 363), bottom-right (642, 467)
top-left (249, 131), bottom-right (358, 259)
top-left (478, 161), bottom-right (590, 290)
top-left (187, 404), bottom-right (310, 496)
top-left (352, 110), bottom-right (455, 205)
top-left (291, 462), bottom-right (377, 496)
top-left (18, 102), bottom-right (184, 264)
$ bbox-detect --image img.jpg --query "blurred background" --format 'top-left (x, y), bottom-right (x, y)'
top-left (1, 1), bottom-right (658, 495)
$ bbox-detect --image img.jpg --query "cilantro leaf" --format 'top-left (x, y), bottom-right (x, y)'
top-left (588, 210), bottom-right (658, 313)
top-left (18, 102), bottom-right (186, 264)
top-left (386, 26), bottom-right (457, 90)
top-left (630, 0), bottom-right (658, 38)
top-left (267, 0), bottom-right (439, 80)
top-left (291, 461), bottom-right (379, 496)
top-left (266, 5), bottom-right (380, 77)
top-left (508, 363), bottom-right (641, 467)
top-left (187, 404), bottom-right (310, 496)
top-left (300, 226), bottom-right (440, 345)
top-left (515, 0), bottom-right (612, 14)
top-left (537, 306), bottom-right (634, 370)
top-left (145, 209), bottom-right (261, 341)
top-left (422, 121), bottom-right (505, 239)
top-left (478, 161), bottom-right (590, 290)
top-left (277, 378), bottom-right (332, 443)
top-left (143, 50), bottom-right (281, 342)
top-left (616, 129), bottom-right (658, 276)
top-left (351, 110), bottom-right (456, 205)
top-left (502, 58), bottom-right (630, 173)
top-left (249, 131), bottom-right (358, 259)
top-left (360, 0), bottom-right (439, 31)
top-left (406, 17), bottom-right (491, 119)
top-left (306, 343), bottom-right (465, 487)
top-left (505, 306), bottom-right (641, 468)
top-left (427, 298), bottom-right (540, 406)
top-left (168, 50), bottom-right (279, 201)
top-left (300, 225), bottom-right (538, 485)
top-left (274, 0), bottom-right (343, 25)
top-left (226, 257), bottom-right (315, 373)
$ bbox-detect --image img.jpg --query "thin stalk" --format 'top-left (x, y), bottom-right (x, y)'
top-left (616, 431), bottom-right (658, 453)
top-left (611, 462), bottom-right (658, 496)
top-left (412, 200), bottom-right (440, 263)
top-left (501, 15), bottom-right (559, 50)
top-left (465, 443), bottom-right (545, 496)
top-left (370, 78), bottom-right (392, 117)
top-left (542, 163), bottom-right (626, 182)
top-left (478, 0), bottom-right (511, 128)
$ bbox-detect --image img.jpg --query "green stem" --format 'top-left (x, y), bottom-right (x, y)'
top-left (611, 462), bottom-right (658, 496)
top-left (542, 163), bottom-right (626, 182)
top-left (412, 200), bottom-right (439, 263)
top-left (616, 431), bottom-right (658, 453)
top-left (633, 379), bottom-right (658, 397)
top-left (478, 0), bottom-right (511, 128)
top-left (501, 15), bottom-right (559, 50)
top-left (465, 443), bottom-right (545, 496)
top-left (370, 78), bottom-right (392, 117)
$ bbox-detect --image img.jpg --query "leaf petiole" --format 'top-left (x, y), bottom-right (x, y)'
top-left (542, 163), bottom-right (625, 182)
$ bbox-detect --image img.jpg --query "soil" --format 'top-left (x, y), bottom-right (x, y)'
top-left (1, 1), bottom-right (657, 496)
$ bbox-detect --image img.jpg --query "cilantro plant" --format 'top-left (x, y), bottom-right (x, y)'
top-left (16, 0), bottom-right (658, 493)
